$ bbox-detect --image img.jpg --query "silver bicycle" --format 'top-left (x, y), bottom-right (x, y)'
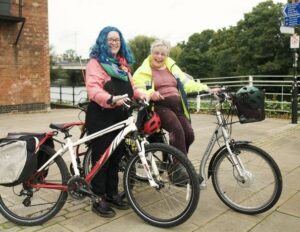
top-left (196, 87), bottom-right (282, 214)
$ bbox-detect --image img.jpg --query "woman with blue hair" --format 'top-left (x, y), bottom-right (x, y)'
top-left (85, 26), bottom-right (148, 218)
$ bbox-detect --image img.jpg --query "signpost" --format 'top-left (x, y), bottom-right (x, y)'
top-left (282, 2), bottom-right (299, 124)
top-left (291, 36), bottom-right (299, 124)
top-left (283, 2), bottom-right (300, 27)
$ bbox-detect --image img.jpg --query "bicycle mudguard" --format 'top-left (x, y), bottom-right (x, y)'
top-left (207, 141), bottom-right (251, 178)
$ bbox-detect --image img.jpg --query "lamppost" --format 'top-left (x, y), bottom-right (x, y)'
top-left (292, 46), bottom-right (298, 124)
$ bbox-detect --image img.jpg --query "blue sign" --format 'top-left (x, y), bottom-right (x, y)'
top-left (284, 16), bottom-right (300, 26)
top-left (283, 2), bottom-right (300, 26)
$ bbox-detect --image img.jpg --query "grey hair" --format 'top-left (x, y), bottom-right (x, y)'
top-left (150, 39), bottom-right (171, 55)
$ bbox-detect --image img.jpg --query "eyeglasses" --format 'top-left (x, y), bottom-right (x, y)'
top-left (107, 38), bottom-right (121, 43)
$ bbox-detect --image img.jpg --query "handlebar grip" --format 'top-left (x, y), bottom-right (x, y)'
top-left (112, 94), bottom-right (129, 103)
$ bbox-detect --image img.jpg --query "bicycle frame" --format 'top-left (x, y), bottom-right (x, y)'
top-left (198, 95), bottom-right (249, 188)
top-left (33, 114), bottom-right (159, 191)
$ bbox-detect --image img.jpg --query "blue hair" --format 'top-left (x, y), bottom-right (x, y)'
top-left (89, 26), bottom-right (135, 65)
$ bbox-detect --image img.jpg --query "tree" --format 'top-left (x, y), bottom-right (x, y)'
top-left (235, 0), bottom-right (290, 75)
top-left (178, 30), bottom-right (215, 78)
top-left (50, 48), bottom-right (84, 86)
top-left (128, 36), bottom-right (155, 71)
top-left (170, 45), bottom-right (182, 63)
top-left (63, 49), bottom-right (81, 62)
top-left (177, 0), bottom-right (291, 78)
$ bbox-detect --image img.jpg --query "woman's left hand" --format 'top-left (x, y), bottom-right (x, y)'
top-left (140, 94), bottom-right (150, 102)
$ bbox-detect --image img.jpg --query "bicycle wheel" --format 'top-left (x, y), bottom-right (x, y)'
top-left (0, 145), bottom-right (69, 226)
top-left (124, 143), bottom-right (200, 228)
top-left (83, 147), bottom-right (92, 177)
top-left (211, 143), bottom-right (282, 214)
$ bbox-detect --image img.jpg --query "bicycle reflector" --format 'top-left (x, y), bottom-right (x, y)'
top-left (233, 86), bottom-right (265, 124)
top-left (143, 111), bottom-right (161, 135)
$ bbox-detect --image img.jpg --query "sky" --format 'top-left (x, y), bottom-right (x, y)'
top-left (48, 0), bottom-right (287, 58)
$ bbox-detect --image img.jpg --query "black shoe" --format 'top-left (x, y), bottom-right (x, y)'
top-left (106, 194), bottom-right (130, 210)
top-left (92, 201), bottom-right (116, 218)
top-left (170, 163), bottom-right (189, 187)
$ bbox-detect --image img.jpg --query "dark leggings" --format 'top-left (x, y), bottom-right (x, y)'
top-left (155, 96), bottom-right (194, 155)
top-left (86, 101), bottom-right (128, 197)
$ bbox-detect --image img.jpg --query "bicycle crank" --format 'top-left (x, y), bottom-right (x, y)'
top-left (67, 176), bottom-right (91, 200)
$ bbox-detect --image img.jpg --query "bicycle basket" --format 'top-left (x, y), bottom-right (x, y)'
top-left (233, 86), bottom-right (265, 124)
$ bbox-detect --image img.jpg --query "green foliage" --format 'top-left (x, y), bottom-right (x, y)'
top-left (128, 35), bottom-right (156, 71)
top-left (188, 98), bottom-right (293, 119)
top-left (169, 45), bottom-right (182, 63)
top-left (50, 0), bottom-right (293, 89)
top-left (50, 49), bottom-right (85, 86)
top-left (234, 0), bottom-right (290, 75)
top-left (175, 1), bottom-right (290, 78)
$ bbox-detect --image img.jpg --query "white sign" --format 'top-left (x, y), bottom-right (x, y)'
top-left (290, 34), bottom-right (300, 49)
top-left (280, 26), bottom-right (295, 34)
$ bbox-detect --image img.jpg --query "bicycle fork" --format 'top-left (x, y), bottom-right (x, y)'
top-left (218, 112), bottom-right (249, 183)
top-left (136, 139), bottom-right (160, 188)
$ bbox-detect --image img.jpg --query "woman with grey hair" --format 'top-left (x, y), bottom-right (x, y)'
top-left (133, 39), bottom-right (219, 165)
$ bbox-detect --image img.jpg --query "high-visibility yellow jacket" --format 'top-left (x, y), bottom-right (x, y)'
top-left (133, 56), bottom-right (209, 120)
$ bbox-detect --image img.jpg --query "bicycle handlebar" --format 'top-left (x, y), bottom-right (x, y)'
top-left (196, 87), bottom-right (233, 103)
top-left (112, 94), bottom-right (129, 103)
top-left (77, 101), bottom-right (89, 112)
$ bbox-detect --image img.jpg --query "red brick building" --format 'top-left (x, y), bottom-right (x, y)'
top-left (0, 0), bottom-right (50, 113)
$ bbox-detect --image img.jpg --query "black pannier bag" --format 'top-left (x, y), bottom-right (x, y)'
top-left (233, 86), bottom-right (265, 124)
top-left (0, 135), bottom-right (38, 186)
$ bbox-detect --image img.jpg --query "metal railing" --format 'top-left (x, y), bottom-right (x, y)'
top-left (50, 86), bottom-right (87, 106)
top-left (50, 75), bottom-right (299, 117)
top-left (192, 75), bottom-right (299, 115)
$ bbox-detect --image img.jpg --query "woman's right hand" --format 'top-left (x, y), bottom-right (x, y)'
top-left (150, 91), bottom-right (164, 101)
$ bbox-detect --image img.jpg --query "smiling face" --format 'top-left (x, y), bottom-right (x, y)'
top-left (107, 31), bottom-right (121, 57)
top-left (150, 45), bottom-right (168, 70)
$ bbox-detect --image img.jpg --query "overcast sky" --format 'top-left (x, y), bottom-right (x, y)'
top-left (48, 0), bottom-right (286, 58)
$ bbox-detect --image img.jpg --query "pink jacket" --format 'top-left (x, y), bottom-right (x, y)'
top-left (85, 58), bottom-right (143, 108)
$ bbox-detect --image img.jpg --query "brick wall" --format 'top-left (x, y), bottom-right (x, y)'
top-left (0, 0), bottom-right (50, 113)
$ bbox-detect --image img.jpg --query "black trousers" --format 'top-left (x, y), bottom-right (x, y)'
top-left (155, 96), bottom-right (194, 155)
top-left (86, 101), bottom-right (128, 197)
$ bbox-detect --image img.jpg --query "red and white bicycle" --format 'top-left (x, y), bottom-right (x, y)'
top-left (0, 95), bottom-right (200, 228)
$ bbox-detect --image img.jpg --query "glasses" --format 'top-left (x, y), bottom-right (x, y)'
top-left (107, 38), bottom-right (121, 43)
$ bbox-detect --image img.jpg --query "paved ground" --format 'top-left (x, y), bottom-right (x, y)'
top-left (0, 109), bottom-right (299, 232)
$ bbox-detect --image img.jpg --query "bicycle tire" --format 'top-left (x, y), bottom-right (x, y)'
top-left (211, 143), bottom-right (282, 214)
top-left (82, 147), bottom-right (92, 177)
top-left (124, 143), bottom-right (200, 228)
top-left (0, 145), bottom-right (69, 226)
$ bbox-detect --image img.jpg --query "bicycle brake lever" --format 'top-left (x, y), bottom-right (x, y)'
top-left (123, 98), bottom-right (132, 109)
top-left (112, 94), bottom-right (128, 104)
